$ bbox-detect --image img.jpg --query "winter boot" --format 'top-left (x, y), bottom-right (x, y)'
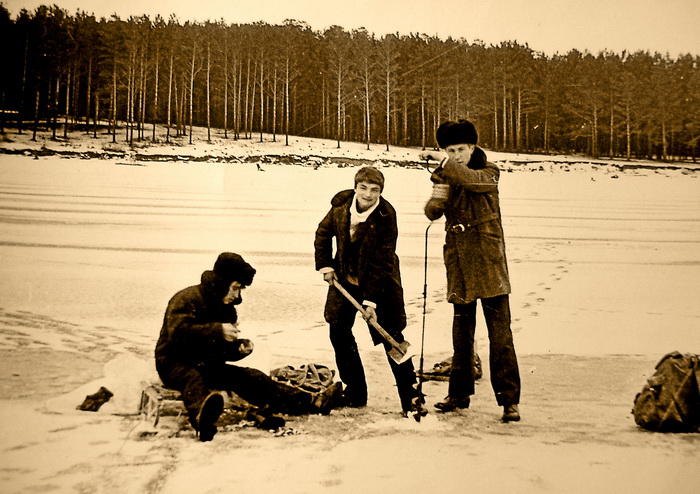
top-left (247, 407), bottom-right (286, 430)
top-left (434, 396), bottom-right (471, 412)
top-left (312, 382), bottom-right (344, 415)
top-left (196, 391), bottom-right (225, 442)
top-left (502, 404), bottom-right (520, 422)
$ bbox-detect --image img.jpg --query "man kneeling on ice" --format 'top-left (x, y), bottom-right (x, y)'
top-left (155, 252), bottom-right (343, 441)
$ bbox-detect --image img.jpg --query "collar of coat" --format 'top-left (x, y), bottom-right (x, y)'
top-left (330, 189), bottom-right (391, 218)
top-left (467, 146), bottom-right (488, 169)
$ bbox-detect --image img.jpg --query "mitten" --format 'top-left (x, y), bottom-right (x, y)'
top-left (425, 197), bottom-right (446, 220)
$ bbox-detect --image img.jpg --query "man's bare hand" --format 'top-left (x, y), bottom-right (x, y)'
top-left (323, 270), bottom-right (337, 285)
top-left (238, 339), bottom-right (254, 356)
top-left (363, 306), bottom-right (378, 326)
top-left (419, 151), bottom-right (443, 162)
top-left (222, 322), bottom-right (240, 342)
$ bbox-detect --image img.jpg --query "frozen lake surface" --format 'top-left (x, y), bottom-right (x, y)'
top-left (0, 155), bottom-right (698, 362)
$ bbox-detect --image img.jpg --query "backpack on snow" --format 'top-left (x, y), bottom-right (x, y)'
top-left (270, 363), bottom-right (336, 394)
top-left (421, 352), bottom-right (483, 382)
top-left (632, 351), bottom-right (700, 433)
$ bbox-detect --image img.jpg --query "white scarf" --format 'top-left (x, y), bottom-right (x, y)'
top-left (349, 193), bottom-right (379, 241)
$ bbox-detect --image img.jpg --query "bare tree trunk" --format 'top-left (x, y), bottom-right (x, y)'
top-left (206, 41), bottom-right (211, 142)
top-left (625, 102), bottom-right (631, 159)
top-left (86, 58), bottom-right (92, 132)
top-left (420, 81), bottom-right (426, 149)
top-left (385, 68), bottom-right (390, 152)
top-left (591, 107), bottom-right (599, 158)
top-left (608, 91), bottom-right (614, 158)
top-left (402, 91), bottom-right (408, 145)
top-left (166, 51), bottom-right (173, 143)
top-left (661, 119), bottom-right (668, 161)
top-left (259, 55), bottom-right (264, 142)
top-left (111, 59), bottom-right (117, 143)
top-left (544, 109), bottom-right (550, 154)
top-left (336, 68), bottom-right (342, 148)
top-left (173, 78), bottom-right (180, 136)
top-left (272, 64), bottom-right (278, 142)
top-left (223, 45), bottom-right (229, 139)
top-left (32, 87), bottom-right (39, 141)
top-left (285, 56), bottom-right (290, 146)
top-left (93, 93), bottom-right (99, 138)
top-left (342, 101), bottom-right (346, 141)
top-left (453, 75), bottom-right (460, 121)
top-left (492, 89), bottom-right (498, 150)
top-left (321, 76), bottom-right (327, 137)
top-left (19, 35), bottom-right (29, 134)
top-left (152, 46), bottom-right (160, 142)
top-left (235, 59), bottom-right (242, 139)
top-left (524, 113), bottom-right (529, 150)
top-left (516, 86), bottom-right (522, 151)
top-left (139, 51), bottom-right (147, 141)
top-left (364, 73), bottom-right (371, 150)
top-left (502, 83), bottom-right (507, 149)
top-left (126, 53), bottom-right (134, 144)
top-left (249, 62), bottom-right (257, 138)
top-left (52, 77), bottom-right (59, 140)
top-left (244, 58), bottom-right (251, 139)
top-left (188, 40), bottom-right (196, 145)
top-left (64, 70), bottom-right (71, 139)
top-left (71, 65), bottom-right (80, 127)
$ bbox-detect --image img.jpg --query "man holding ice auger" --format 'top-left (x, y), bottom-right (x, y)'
top-left (315, 166), bottom-right (426, 417)
top-left (420, 119), bottom-right (521, 422)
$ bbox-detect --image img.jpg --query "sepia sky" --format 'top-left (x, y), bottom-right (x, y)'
top-left (4, 0), bottom-right (699, 57)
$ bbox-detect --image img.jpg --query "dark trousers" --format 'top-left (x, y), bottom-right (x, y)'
top-left (157, 361), bottom-right (314, 426)
top-left (449, 294), bottom-right (520, 406)
top-left (328, 287), bottom-right (417, 412)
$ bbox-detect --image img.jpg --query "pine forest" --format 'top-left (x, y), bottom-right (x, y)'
top-left (1, 5), bottom-right (699, 162)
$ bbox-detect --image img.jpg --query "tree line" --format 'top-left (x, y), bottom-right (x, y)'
top-left (1, 4), bottom-right (698, 161)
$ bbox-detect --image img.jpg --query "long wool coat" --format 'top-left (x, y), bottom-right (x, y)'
top-left (425, 147), bottom-right (511, 304)
top-left (314, 189), bottom-right (406, 332)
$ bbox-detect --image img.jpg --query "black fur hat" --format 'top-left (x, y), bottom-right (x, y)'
top-left (436, 119), bottom-right (478, 148)
top-left (213, 252), bottom-right (256, 286)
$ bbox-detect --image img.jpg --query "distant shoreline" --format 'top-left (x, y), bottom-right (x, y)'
top-left (2, 126), bottom-right (699, 174)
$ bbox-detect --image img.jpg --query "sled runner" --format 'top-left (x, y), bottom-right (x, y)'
top-left (139, 384), bottom-right (288, 430)
top-left (139, 384), bottom-right (187, 427)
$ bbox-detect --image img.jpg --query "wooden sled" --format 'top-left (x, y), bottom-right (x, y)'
top-left (139, 384), bottom-right (187, 427)
top-left (139, 384), bottom-right (284, 430)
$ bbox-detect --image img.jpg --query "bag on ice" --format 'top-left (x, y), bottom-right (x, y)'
top-left (421, 353), bottom-right (483, 382)
top-left (632, 351), bottom-right (700, 432)
top-left (270, 363), bottom-right (335, 393)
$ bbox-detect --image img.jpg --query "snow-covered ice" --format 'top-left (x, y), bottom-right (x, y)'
top-left (0, 128), bottom-right (698, 493)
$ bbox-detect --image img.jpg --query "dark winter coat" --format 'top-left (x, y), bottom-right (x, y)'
top-left (425, 147), bottom-right (511, 304)
top-left (155, 270), bottom-right (250, 373)
top-left (314, 189), bottom-right (406, 331)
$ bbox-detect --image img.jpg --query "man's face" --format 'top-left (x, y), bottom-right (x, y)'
top-left (354, 181), bottom-right (381, 213)
top-left (444, 143), bottom-right (475, 165)
top-left (223, 281), bottom-right (245, 304)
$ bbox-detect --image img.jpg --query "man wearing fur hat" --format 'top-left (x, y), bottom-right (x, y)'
top-left (420, 120), bottom-right (521, 422)
top-left (155, 252), bottom-right (342, 441)
top-left (315, 166), bottom-right (423, 416)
